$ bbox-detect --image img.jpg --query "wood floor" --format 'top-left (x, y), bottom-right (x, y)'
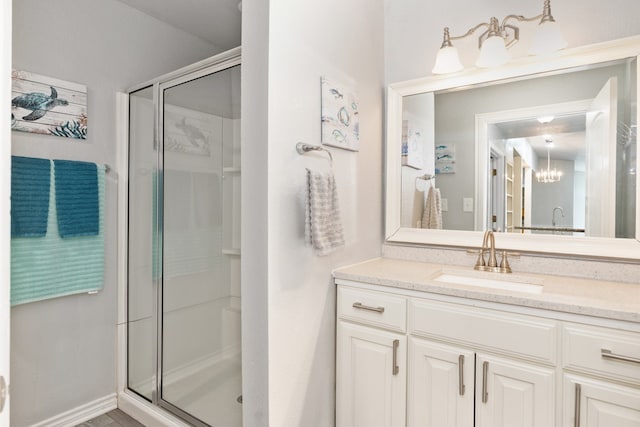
top-left (76, 409), bottom-right (145, 427)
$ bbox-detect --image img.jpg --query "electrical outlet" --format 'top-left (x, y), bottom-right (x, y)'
top-left (463, 197), bottom-right (473, 212)
top-left (441, 198), bottom-right (448, 212)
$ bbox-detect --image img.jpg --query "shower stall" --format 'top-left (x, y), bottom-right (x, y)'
top-left (126, 49), bottom-right (241, 426)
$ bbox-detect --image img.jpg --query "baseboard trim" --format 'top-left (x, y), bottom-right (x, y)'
top-left (30, 393), bottom-right (117, 427)
top-left (118, 391), bottom-right (190, 427)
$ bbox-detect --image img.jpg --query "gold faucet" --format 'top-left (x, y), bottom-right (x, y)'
top-left (483, 230), bottom-right (498, 268)
top-left (474, 230), bottom-right (513, 273)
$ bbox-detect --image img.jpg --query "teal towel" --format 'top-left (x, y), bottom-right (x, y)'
top-left (11, 156), bottom-right (51, 237)
top-left (53, 159), bottom-right (99, 238)
top-left (11, 165), bottom-right (105, 306)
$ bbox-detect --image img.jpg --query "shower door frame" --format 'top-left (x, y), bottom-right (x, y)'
top-left (118, 47), bottom-right (241, 427)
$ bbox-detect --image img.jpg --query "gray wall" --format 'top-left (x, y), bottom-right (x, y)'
top-left (11, 0), bottom-right (221, 425)
top-left (242, 0), bottom-right (385, 425)
top-left (434, 63), bottom-right (631, 231)
top-left (385, 0), bottom-right (640, 84)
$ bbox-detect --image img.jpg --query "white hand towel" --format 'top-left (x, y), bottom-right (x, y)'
top-left (422, 186), bottom-right (443, 229)
top-left (305, 168), bottom-right (345, 256)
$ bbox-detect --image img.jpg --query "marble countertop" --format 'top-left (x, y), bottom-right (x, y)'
top-left (333, 257), bottom-right (640, 323)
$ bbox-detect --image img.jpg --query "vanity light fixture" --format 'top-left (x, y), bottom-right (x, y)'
top-left (536, 139), bottom-right (563, 183)
top-left (537, 115), bottom-right (555, 124)
top-left (432, 0), bottom-right (567, 74)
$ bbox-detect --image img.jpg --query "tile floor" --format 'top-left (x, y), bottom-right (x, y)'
top-left (76, 409), bottom-right (145, 427)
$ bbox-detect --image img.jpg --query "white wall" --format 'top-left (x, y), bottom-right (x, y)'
top-left (10, 1), bottom-right (221, 425)
top-left (0, 0), bottom-right (11, 425)
top-left (242, 0), bottom-right (385, 425)
top-left (385, 0), bottom-right (640, 84)
top-left (240, 0), bottom-right (270, 425)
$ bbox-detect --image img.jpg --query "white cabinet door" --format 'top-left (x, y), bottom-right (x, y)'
top-left (475, 354), bottom-right (555, 427)
top-left (408, 338), bottom-right (474, 427)
top-left (564, 375), bottom-right (640, 427)
top-left (336, 321), bottom-right (406, 427)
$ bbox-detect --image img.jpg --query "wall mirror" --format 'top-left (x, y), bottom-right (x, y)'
top-left (385, 36), bottom-right (640, 259)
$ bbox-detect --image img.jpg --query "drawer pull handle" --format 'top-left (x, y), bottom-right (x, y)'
top-left (574, 383), bottom-right (581, 427)
top-left (601, 349), bottom-right (640, 365)
top-left (458, 355), bottom-right (465, 396)
top-left (482, 361), bottom-right (489, 403)
top-left (352, 302), bottom-right (385, 313)
top-left (392, 339), bottom-right (400, 376)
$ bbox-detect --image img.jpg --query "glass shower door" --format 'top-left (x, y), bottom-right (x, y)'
top-left (159, 65), bottom-right (241, 426)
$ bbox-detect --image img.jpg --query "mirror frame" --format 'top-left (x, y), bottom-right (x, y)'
top-left (385, 35), bottom-right (640, 260)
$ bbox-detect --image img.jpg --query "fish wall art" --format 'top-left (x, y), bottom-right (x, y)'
top-left (321, 76), bottom-right (360, 151)
top-left (435, 144), bottom-right (456, 174)
top-left (11, 70), bottom-right (88, 139)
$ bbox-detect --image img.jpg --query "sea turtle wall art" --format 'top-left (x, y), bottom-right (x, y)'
top-left (321, 76), bottom-right (360, 151)
top-left (164, 104), bottom-right (217, 157)
top-left (11, 70), bottom-right (88, 139)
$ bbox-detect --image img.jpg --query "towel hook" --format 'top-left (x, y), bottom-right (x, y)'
top-left (296, 142), bottom-right (333, 164)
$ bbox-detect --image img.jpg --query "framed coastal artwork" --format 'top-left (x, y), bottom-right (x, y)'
top-left (321, 76), bottom-right (360, 151)
top-left (11, 70), bottom-right (88, 139)
top-left (435, 143), bottom-right (456, 174)
top-left (401, 114), bottom-right (432, 170)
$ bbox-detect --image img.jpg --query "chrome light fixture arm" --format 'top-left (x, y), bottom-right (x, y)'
top-left (446, 22), bottom-right (491, 44)
top-left (432, 0), bottom-right (565, 74)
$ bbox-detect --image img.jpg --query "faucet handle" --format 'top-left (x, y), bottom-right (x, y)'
top-left (466, 249), bottom-right (486, 270)
top-left (499, 251), bottom-right (520, 273)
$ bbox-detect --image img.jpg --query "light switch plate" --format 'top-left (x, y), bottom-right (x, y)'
top-left (463, 197), bottom-right (473, 212)
top-left (441, 198), bottom-right (448, 212)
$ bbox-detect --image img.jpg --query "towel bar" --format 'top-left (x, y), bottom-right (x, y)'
top-left (416, 174), bottom-right (434, 181)
top-left (296, 142), bottom-right (333, 164)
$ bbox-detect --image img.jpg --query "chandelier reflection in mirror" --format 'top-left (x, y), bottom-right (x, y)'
top-left (536, 139), bottom-right (563, 183)
top-left (432, 0), bottom-right (567, 74)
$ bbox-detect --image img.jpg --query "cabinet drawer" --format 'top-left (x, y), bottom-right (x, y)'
top-left (563, 323), bottom-right (640, 385)
top-left (338, 286), bottom-right (407, 333)
top-left (409, 299), bottom-right (558, 364)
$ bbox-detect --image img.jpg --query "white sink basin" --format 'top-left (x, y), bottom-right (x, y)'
top-left (432, 269), bottom-right (544, 294)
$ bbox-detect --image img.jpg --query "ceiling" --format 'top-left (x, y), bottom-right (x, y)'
top-left (495, 113), bottom-right (587, 161)
top-left (117, 0), bottom-right (241, 50)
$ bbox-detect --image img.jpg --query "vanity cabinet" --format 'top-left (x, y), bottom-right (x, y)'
top-left (561, 323), bottom-right (640, 426)
top-left (407, 338), bottom-right (474, 426)
top-left (474, 353), bottom-right (555, 427)
top-left (408, 339), bottom-right (555, 427)
top-left (336, 286), bottom-right (407, 427)
top-left (336, 321), bottom-right (406, 427)
top-left (336, 280), bottom-right (640, 427)
top-left (408, 297), bottom-right (556, 427)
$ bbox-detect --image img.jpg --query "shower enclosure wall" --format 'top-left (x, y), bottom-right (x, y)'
top-left (126, 50), bottom-right (241, 427)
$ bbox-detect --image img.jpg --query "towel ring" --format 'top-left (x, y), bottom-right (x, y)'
top-left (296, 142), bottom-right (333, 164)
top-left (415, 174), bottom-right (434, 190)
